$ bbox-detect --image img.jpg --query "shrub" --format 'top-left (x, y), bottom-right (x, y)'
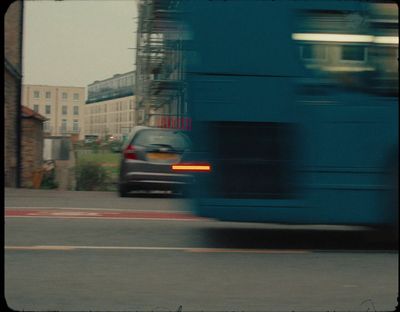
top-left (92, 142), bottom-right (100, 154)
top-left (40, 170), bottom-right (59, 189)
top-left (75, 160), bottom-right (110, 191)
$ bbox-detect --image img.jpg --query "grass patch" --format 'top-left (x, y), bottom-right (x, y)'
top-left (76, 150), bottom-right (121, 164)
top-left (75, 149), bottom-right (121, 191)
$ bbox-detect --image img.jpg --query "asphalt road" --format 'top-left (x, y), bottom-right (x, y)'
top-left (5, 188), bottom-right (399, 311)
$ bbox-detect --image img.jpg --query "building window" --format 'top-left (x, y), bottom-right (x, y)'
top-left (45, 105), bottom-right (51, 114)
top-left (33, 105), bottom-right (39, 112)
top-left (62, 106), bottom-right (67, 115)
top-left (73, 106), bottom-right (79, 115)
top-left (73, 120), bottom-right (79, 132)
top-left (43, 121), bottom-right (50, 132)
top-left (45, 91), bottom-right (51, 99)
top-left (341, 45), bottom-right (366, 61)
top-left (62, 92), bottom-right (68, 100)
top-left (61, 119), bottom-right (67, 132)
top-left (73, 93), bottom-right (79, 101)
top-left (33, 91), bottom-right (40, 99)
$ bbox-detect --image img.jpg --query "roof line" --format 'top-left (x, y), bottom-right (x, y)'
top-left (22, 84), bottom-right (85, 89)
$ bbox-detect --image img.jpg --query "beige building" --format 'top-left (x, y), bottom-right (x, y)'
top-left (22, 85), bottom-right (86, 139)
top-left (84, 95), bottom-right (136, 139)
top-left (85, 71), bottom-right (136, 139)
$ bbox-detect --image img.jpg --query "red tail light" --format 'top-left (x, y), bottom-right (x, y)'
top-left (171, 163), bottom-right (211, 172)
top-left (123, 145), bottom-right (137, 160)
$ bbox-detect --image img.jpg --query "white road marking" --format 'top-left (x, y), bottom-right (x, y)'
top-left (5, 245), bottom-right (396, 254)
top-left (4, 245), bottom-right (310, 254)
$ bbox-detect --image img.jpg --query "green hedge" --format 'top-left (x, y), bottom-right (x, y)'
top-left (40, 170), bottom-right (58, 189)
top-left (75, 160), bottom-right (110, 191)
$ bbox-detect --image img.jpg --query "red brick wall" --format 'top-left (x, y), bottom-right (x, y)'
top-left (4, 0), bottom-right (23, 187)
top-left (5, 1), bottom-right (23, 71)
top-left (21, 118), bottom-right (44, 188)
top-left (4, 70), bottom-right (18, 186)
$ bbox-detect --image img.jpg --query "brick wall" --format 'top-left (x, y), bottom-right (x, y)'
top-left (4, 1), bottom-right (23, 187)
top-left (4, 69), bottom-right (19, 187)
top-left (21, 118), bottom-right (44, 188)
top-left (5, 1), bottom-right (23, 71)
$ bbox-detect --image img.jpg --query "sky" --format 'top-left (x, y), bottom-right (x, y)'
top-left (22, 0), bottom-right (137, 87)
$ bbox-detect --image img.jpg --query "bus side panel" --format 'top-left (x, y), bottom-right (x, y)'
top-left (180, 0), bottom-right (398, 226)
top-left (181, 0), bottom-right (303, 76)
top-left (297, 96), bottom-right (398, 225)
top-left (187, 74), bottom-right (298, 123)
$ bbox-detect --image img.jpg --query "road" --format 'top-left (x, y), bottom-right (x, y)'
top-left (5, 188), bottom-right (398, 311)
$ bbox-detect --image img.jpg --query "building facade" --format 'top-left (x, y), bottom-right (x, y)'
top-left (22, 85), bottom-right (86, 139)
top-left (4, 0), bottom-right (24, 187)
top-left (85, 71), bottom-right (136, 139)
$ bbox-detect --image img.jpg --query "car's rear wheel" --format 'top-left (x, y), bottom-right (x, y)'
top-left (118, 183), bottom-right (129, 197)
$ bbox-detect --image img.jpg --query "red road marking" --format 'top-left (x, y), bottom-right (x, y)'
top-left (5, 208), bottom-right (203, 221)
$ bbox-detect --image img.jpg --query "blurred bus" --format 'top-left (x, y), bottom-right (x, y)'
top-left (173, 1), bottom-right (398, 231)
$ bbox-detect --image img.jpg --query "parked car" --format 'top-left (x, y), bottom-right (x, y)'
top-left (118, 126), bottom-right (193, 196)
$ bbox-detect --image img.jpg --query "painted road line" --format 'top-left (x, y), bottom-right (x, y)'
top-left (5, 245), bottom-right (396, 254)
top-left (5, 245), bottom-right (187, 251)
top-left (4, 245), bottom-right (310, 254)
top-left (5, 209), bottom-right (203, 221)
top-left (4, 216), bottom-right (204, 222)
top-left (5, 245), bottom-right (76, 251)
top-left (186, 248), bottom-right (311, 254)
top-left (6, 207), bottom-right (188, 213)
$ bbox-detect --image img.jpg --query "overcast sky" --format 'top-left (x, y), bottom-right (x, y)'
top-left (22, 0), bottom-right (137, 87)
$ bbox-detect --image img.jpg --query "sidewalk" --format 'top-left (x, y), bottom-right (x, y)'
top-left (4, 187), bottom-right (188, 211)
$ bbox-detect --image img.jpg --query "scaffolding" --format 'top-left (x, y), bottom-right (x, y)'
top-left (135, 0), bottom-right (186, 126)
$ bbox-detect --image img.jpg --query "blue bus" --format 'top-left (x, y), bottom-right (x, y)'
top-left (172, 1), bottom-right (398, 231)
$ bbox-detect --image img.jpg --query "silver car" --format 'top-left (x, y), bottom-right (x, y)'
top-left (118, 126), bottom-right (193, 197)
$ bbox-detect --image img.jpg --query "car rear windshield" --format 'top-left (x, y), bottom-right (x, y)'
top-left (133, 129), bottom-right (190, 151)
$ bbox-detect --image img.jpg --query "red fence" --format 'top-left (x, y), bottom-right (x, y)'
top-left (152, 115), bottom-right (192, 131)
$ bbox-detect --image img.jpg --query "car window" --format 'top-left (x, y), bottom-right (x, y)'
top-left (133, 129), bottom-right (190, 151)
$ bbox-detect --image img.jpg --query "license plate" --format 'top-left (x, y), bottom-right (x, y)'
top-left (147, 153), bottom-right (179, 161)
